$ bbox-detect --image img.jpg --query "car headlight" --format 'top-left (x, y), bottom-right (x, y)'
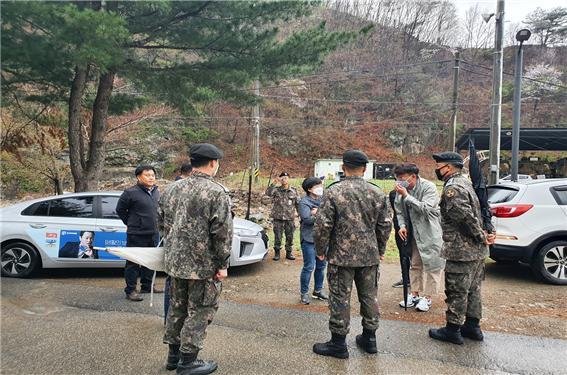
top-left (234, 228), bottom-right (259, 237)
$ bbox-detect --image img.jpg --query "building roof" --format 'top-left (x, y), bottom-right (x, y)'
top-left (456, 128), bottom-right (567, 151)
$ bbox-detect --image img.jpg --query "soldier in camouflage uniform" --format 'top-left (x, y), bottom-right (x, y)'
top-left (312, 150), bottom-right (392, 359)
top-left (265, 172), bottom-right (300, 261)
top-left (428, 152), bottom-right (495, 345)
top-left (160, 143), bottom-right (233, 375)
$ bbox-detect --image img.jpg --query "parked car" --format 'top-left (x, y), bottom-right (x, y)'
top-left (488, 179), bottom-right (567, 285)
top-left (0, 192), bottom-right (268, 278)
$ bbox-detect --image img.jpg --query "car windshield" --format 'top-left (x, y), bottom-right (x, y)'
top-left (488, 186), bottom-right (520, 204)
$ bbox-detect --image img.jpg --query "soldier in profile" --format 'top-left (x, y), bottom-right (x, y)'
top-left (429, 152), bottom-right (495, 345)
top-left (159, 143), bottom-right (232, 374)
top-left (313, 149), bottom-right (392, 359)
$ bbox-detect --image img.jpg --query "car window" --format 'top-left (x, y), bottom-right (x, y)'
top-left (49, 197), bottom-right (94, 218)
top-left (488, 186), bottom-right (519, 204)
top-left (550, 186), bottom-right (567, 205)
top-left (101, 196), bottom-right (120, 219)
top-left (21, 201), bottom-right (50, 216)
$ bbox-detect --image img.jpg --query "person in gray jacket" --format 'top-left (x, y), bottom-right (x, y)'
top-left (298, 177), bottom-right (328, 305)
top-left (394, 163), bottom-right (445, 312)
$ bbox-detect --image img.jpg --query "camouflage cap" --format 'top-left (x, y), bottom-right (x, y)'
top-left (343, 149), bottom-right (369, 167)
top-left (190, 143), bottom-right (223, 161)
top-left (432, 151), bottom-right (464, 167)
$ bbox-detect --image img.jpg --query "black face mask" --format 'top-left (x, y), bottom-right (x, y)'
top-left (435, 164), bottom-right (449, 181)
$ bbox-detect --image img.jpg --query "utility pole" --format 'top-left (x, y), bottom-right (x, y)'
top-left (252, 80), bottom-right (260, 183)
top-left (511, 29), bottom-right (531, 182)
top-left (488, 0), bottom-right (505, 185)
top-left (449, 50), bottom-right (460, 151)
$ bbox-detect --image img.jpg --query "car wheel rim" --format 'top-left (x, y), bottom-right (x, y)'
top-left (543, 245), bottom-right (567, 280)
top-left (1, 248), bottom-right (32, 275)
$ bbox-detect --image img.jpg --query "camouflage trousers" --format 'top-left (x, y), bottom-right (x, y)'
top-left (327, 264), bottom-right (380, 336)
top-left (444, 259), bottom-right (484, 325)
top-left (273, 219), bottom-right (295, 252)
top-left (163, 277), bottom-right (222, 354)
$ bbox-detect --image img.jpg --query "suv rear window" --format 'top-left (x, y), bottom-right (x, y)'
top-left (488, 186), bottom-right (520, 204)
top-left (551, 186), bottom-right (567, 205)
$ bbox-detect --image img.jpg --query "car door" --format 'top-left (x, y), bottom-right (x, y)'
top-left (39, 196), bottom-right (99, 263)
top-left (95, 194), bottom-right (127, 261)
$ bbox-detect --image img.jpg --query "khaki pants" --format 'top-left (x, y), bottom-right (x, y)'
top-left (410, 239), bottom-right (443, 297)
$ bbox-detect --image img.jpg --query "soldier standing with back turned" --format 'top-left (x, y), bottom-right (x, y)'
top-left (312, 150), bottom-right (392, 359)
top-left (266, 172), bottom-right (300, 261)
top-left (160, 143), bottom-right (233, 375)
top-left (429, 152), bottom-right (495, 345)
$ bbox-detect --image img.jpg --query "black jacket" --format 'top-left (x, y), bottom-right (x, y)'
top-left (116, 184), bottom-right (160, 235)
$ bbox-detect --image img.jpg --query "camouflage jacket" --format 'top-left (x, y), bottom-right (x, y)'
top-left (439, 173), bottom-right (488, 261)
top-left (158, 171), bottom-right (233, 279)
top-left (265, 185), bottom-right (300, 220)
top-left (314, 176), bottom-right (392, 267)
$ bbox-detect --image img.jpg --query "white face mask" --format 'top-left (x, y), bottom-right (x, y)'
top-left (312, 186), bottom-right (324, 196)
top-left (212, 161), bottom-right (220, 177)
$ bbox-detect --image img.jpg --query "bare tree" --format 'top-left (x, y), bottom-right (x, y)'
top-left (459, 4), bottom-right (495, 55)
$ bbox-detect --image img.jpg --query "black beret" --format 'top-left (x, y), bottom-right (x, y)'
top-left (279, 172), bottom-right (290, 178)
top-left (134, 164), bottom-right (156, 176)
top-left (343, 149), bottom-right (369, 167)
top-left (432, 152), bottom-right (464, 166)
top-left (302, 176), bottom-right (322, 193)
top-left (189, 143), bottom-right (223, 161)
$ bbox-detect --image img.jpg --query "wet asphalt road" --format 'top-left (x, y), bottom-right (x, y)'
top-left (1, 275), bottom-right (565, 375)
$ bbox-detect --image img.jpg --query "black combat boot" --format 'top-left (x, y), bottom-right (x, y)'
top-left (285, 250), bottom-right (295, 260)
top-left (166, 344), bottom-right (180, 371)
top-left (313, 333), bottom-right (349, 359)
top-left (273, 250), bottom-right (280, 261)
top-left (429, 323), bottom-right (464, 345)
top-left (461, 317), bottom-right (484, 341)
top-left (176, 352), bottom-right (218, 375)
top-left (355, 328), bottom-right (377, 354)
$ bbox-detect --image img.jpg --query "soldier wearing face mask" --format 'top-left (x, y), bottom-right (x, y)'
top-left (266, 172), bottom-right (300, 261)
top-left (393, 163), bottom-right (445, 312)
top-left (298, 177), bottom-right (328, 305)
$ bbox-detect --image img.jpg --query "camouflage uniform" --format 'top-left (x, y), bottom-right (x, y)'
top-left (314, 176), bottom-right (392, 336)
top-left (266, 184), bottom-right (299, 253)
top-left (440, 173), bottom-right (488, 326)
top-left (159, 171), bottom-right (233, 354)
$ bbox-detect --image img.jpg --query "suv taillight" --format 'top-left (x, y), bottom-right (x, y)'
top-left (490, 204), bottom-right (533, 218)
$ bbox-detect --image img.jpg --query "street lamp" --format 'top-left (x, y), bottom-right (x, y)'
top-left (511, 28), bottom-right (531, 182)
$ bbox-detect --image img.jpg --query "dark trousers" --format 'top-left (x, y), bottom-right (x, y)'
top-left (164, 276), bottom-right (171, 323)
top-left (124, 233), bottom-right (157, 295)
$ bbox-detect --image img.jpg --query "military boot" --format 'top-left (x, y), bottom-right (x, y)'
top-left (285, 250), bottom-right (295, 260)
top-left (355, 328), bottom-right (377, 354)
top-left (429, 323), bottom-right (464, 345)
top-left (166, 344), bottom-right (180, 371)
top-left (176, 352), bottom-right (217, 375)
top-left (272, 250), bottom-right (280, 261)
top-left (313, 333), bottom-right (349, 359)
top-left (461, 317), bottom-right (484, 341)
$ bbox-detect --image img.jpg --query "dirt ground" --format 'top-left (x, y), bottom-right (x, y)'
top-left (221, 250), bottom-right (567, 340)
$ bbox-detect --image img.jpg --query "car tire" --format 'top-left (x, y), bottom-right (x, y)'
top-left (1, 242), bottom-right (41, 278)
top-left (532, 241), bottom-right (567, 285)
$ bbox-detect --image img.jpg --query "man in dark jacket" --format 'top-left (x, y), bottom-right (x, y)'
top-left (116, 165), bottom-right (162, 301)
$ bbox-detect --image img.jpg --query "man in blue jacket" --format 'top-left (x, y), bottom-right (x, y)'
top-left (116, 165), bottom-right (162, 301)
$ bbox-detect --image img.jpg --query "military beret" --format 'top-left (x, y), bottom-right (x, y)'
top-left (189, 143), bottom-right (223, 161)
top-left (302, 176), bottom-right (322, 193)
top-left (432, 151), bottom-right (464, 166)
top-left (279, 172), bottom-right (290, 178)
top-left (343, 149), bottom-right (369, 167)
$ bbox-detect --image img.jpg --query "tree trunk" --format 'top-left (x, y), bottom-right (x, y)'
top-left (68, 66), bottom-right (88, 192)
top-left (81, 70), bottom-right (115, 191)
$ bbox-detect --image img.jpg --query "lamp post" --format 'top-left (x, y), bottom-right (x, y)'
top-left (511, 28), bottom-right (531, 182)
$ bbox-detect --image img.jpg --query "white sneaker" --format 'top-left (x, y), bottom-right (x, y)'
top-left (415, 297), bottom-right (432, 312)
top-left (399, 294), bottom-right (418, 308)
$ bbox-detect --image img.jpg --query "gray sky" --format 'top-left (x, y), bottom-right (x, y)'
top-left (452, 0), bottom-right (562, 24)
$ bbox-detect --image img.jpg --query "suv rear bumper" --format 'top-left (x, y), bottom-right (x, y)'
top-left (490, 243), bottom-right (534, 263)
